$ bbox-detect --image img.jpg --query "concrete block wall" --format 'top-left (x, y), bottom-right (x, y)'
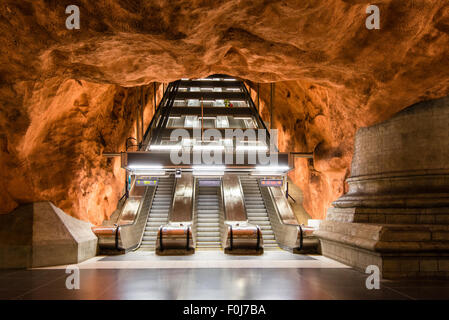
top-left (0, 202), bottom-right (98, 269)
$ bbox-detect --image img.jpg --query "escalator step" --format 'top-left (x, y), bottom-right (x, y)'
top-left (197, 236), bottom-right (221, 242)
top-left (197, 222), bottom-right (220, 227)
top-left (197, 232), bottom-right (221, 237)
top-left (249, 217), bottom-right (270, 222)
top-left (150, 213), bottom-right (168, 218)
top-left (196, 242), bottom-right (221, 247)
top-left (197, 227), bottom-right (220, 232)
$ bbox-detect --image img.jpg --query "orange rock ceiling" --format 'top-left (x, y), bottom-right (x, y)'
top-left (1, 1), bottom-right (449, 223)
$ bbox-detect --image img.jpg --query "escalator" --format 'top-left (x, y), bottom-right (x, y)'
top-left (94, 75), bottom-right (314, 255)
top-left (139, 175), bottom-right (176, 250)
top-left (240, 177), bottom-right (278, 249)
top-left (194, 179), bottom-right (222, 249)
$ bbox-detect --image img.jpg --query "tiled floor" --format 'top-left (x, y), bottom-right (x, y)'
top-left (1, 251), bottom-right (449, 300)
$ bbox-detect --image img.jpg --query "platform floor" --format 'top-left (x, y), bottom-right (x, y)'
top-left (1, 251), bottom-right (449, 300)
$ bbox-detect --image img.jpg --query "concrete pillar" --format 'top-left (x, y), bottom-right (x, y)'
top-left (315, 96), bottom-right (449, 278)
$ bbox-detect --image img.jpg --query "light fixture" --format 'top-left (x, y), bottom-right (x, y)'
top-left (192, 165), bottom-right (225, 176)
top-left (133, 171), bottom-right (166, 176)
top-left (193, 171), bottom-right (225, 176)
top-left (149, 145), bottom-right (182, 151)
top-left (236, 145), bottom-right (268, 151)
top-left (128, 165), bottom-right (164, 170)
top-left (192, 166), bottom-right (226, 171)
top-left (192, 145), bottom-right (225, 151)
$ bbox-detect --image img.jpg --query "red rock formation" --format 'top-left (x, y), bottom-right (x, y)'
top-left (0, 78), bottom-right (162, 224)
top-left (249, 81), bottom-right (357, 219)
top-left (1, 1), bottom-right (449, 222)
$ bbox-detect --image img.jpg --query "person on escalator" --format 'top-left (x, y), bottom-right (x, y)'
top-left (224, 99), bottom-right (233, 108)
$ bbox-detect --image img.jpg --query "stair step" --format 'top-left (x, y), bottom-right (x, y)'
top-left (198, 217), bottom-right (219, 222)
top-left (249, 217), bottom-right (270, 222)
top-left (246, 206), bottom-right (266, 210)
top-left (148, 217), bottom-right (167, 222)
top-left (197, 236), bottom-right (221, 242)
top-left (151, 204), bottom-right (170, 208)
top-left (196, 242), bottom-right (221, 247)
top-left (197, 227), bottom-right (220, 232)
top-left (197, 221), bottom-right (220, 226)
top-left (197, 231), bottom-right (221, 237)
top-left (149, 213), bottom-right (168, 218)
top-left (247, 212), bottom-right (268, 216)
top-left (197, 209), bottom-right (220, 213)
top-left (138, 176), bottom-right (175, 250)
top-left (195, 182), bottom-right (222, 250)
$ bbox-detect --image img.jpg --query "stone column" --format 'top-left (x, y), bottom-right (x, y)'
top-left (315, 96), bottom-right (449, 278)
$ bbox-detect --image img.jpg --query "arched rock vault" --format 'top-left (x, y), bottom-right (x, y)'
top-left (1, 1), bottom-right (449, 223)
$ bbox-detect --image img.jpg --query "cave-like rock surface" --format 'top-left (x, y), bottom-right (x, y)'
top-left (1, 1), bottom-right (449, 222)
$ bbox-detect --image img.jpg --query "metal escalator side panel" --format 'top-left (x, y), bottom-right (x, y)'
top-left (93, 185), bottom-right (154, 253)
top-left (222, 174), bottom-right (247, 221)
top-left (222, 174), bottom-right (263, 254)
top-left (259, 184), bottom-right (303, 251)
top-left (156, 173), bottom-right (195, 255)
top-left (169, 173), bottom-right (194, 223)
top-left (268, 187), bottom-right (300, 225)
top-left (107, 177), bottom-right (145, 227)
top-left (117, 195), bottom-right (145, 225)
top-left (219, 180), bottom-right (227, 250)
top-left (117, 186), bottom-right (156, 251)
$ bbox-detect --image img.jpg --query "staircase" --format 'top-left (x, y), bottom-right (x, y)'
top-left (139, 175), bottom-right (175, 250)
top-left (240, 177), bottom-right (278, 249)
top-left (195, 180), bottom-right (222, 249)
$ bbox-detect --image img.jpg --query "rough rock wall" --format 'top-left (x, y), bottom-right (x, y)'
top-left (0, 78), bottom-right (160, 224)
top-left (1, 0), bottom-right (449, 222)
top-left (249, 81), bottom-right (358, 219)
